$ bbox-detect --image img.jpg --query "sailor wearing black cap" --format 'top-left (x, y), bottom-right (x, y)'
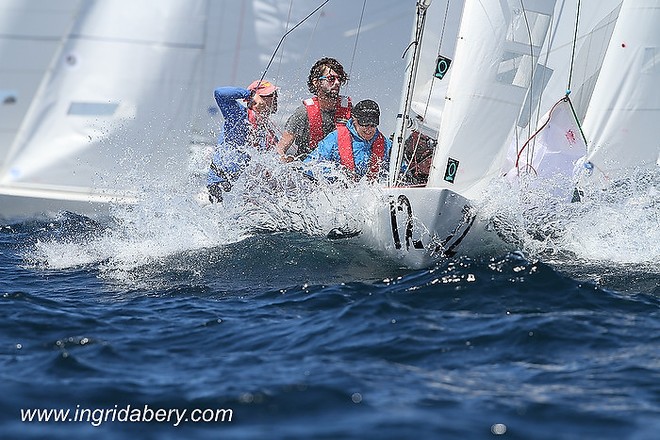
top-left (303, 99), bottom-right (391, 181)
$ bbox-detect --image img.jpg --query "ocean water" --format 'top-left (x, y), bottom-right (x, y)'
top-left (1, 167), bottom-right (659, 439)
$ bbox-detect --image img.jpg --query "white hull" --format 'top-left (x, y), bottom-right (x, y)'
top-left (0, 184), bottom-right (136, 221)
top-left (358, 187), bottom-right (507, 269)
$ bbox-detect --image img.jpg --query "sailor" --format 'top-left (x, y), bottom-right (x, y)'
top-left (276, 57), bottom-right (352, 162)
top-left (207, 80), bottom-right (280, 203)
top-left (303, 99), bottom-right (391, 182)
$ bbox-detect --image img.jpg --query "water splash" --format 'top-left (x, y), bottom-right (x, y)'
top-left (26, 148), bottom-right (381, 278)
top-left (482, 168), bottom-right (660, 266)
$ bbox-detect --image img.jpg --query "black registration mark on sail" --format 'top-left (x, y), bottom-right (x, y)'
top-left (434, 55), bottom-right (452, 80)
top-left (444, 157), bottom-right (459, 183)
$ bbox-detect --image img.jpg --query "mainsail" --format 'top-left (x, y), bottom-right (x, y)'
top-left (0, 0), bottom-right (82, 165)
top-left (0, 0), bottom-right (213, 216)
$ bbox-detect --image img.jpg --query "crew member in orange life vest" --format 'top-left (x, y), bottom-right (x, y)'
top-left (276, 57), bottom-right (351, 162)
top-left (303, 99), bottom-right (391, 181)
top-left (207, 79), bottom-right (279, 203)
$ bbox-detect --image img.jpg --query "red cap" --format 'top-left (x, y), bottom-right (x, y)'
top-left (247, 80), bottom-right (278, 96)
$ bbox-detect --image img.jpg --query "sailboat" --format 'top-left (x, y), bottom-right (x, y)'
top-left (354, 0), bottom-right (659, 268)
top-left (0, 0), bottom-right (216, 219)
top-left (0, 0), bottom-right (415, 222)
top-left (3, 0), bottom-right (656, 270)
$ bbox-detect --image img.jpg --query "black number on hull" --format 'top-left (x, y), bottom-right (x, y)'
top-left (432, 204), bottom-right (476, 258)
top-left (389, 195), bottom-right (424, 250)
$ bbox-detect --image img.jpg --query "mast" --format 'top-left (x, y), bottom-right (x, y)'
top-left (388, 0), bottom-right (432, 187)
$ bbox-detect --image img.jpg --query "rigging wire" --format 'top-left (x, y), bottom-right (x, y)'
top-left (567, 0), bottom-right (581, 95)
top-left (563, 0), bottom-right (588, 170)
top-left (347, 0), bottom-right (368, 85)
top-left (273, 0), bottom-right (296, 128)
top-left (528, 1), bottom-right (562, 156)
top-left (273, 0), bottom-right (296, 82)
top-left (520, 0), bottom-right (536, 169)
top-left (257, 0), bottom-right (331, 86)
top-left (392, 0), bottom-right (434, 186)
top-left (300, 9), bottom-right (324, 65)
top-left (423, 0), bottom-right (451, 115)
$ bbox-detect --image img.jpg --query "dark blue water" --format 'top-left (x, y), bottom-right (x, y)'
top-left (1, 214), bottom-right (658, 439)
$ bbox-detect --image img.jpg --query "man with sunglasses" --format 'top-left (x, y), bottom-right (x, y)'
top-left (206, 79), bottom-right (280, 203)
top-left (276, 57), bottom-right (352, 162)
top-left (303, 99), bottom-right (391, 181)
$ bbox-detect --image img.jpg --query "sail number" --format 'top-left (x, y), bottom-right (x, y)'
top-left (434, 55), bottom-right (452, 80)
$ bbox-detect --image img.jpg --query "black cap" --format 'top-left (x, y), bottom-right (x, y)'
top-left (352, 99), bottom-right (380, 126)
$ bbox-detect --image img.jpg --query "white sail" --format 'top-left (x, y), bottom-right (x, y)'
top-left (516, 1), bottom-right (622, 133)
top-left (361, 0), bottom-right (659, 268)
top-left (425, 0), bottom-right (556, 198)
top-left (408, 0), bottom-right (464, 134)
top-left (505, 1), bottom-right (623, 184)
top-left (0, 0), bottom-right (82, 165)
top-left (1, 0), bottom-right (210, 187)
top-left (580, 0), bottom-right (660, 181)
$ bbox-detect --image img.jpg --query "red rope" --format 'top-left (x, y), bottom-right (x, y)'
top-left (514, 97), bottom-right (566, 169)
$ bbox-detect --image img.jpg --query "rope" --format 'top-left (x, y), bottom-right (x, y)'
top-left (514, 97), bottom-right (565, 170)
top-left (421, 0), bottom-right (451, 117)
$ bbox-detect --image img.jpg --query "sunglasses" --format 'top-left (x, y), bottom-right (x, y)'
top-left (318, 75), bottom-right (345, 85)
top-left (356, 120), bottom-right (377, 128)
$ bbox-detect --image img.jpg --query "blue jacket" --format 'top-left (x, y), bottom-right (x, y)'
top-left (303, 119), bottom-right (392, 180)
top-left (207, 87), bottom-right (277, 186)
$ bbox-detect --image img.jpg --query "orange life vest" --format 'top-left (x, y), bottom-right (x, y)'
top-left (337, 125), bottom-right (385, 181)
top-left (304, 96), bottom-right (352, 151)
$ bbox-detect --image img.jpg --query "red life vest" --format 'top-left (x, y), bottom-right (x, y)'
top-left (337, 125), bottom-right (385, 181)
top-left (304, 96), bottom-right (352, 152)
top-left (247, 108), bottom-right (278, 150)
